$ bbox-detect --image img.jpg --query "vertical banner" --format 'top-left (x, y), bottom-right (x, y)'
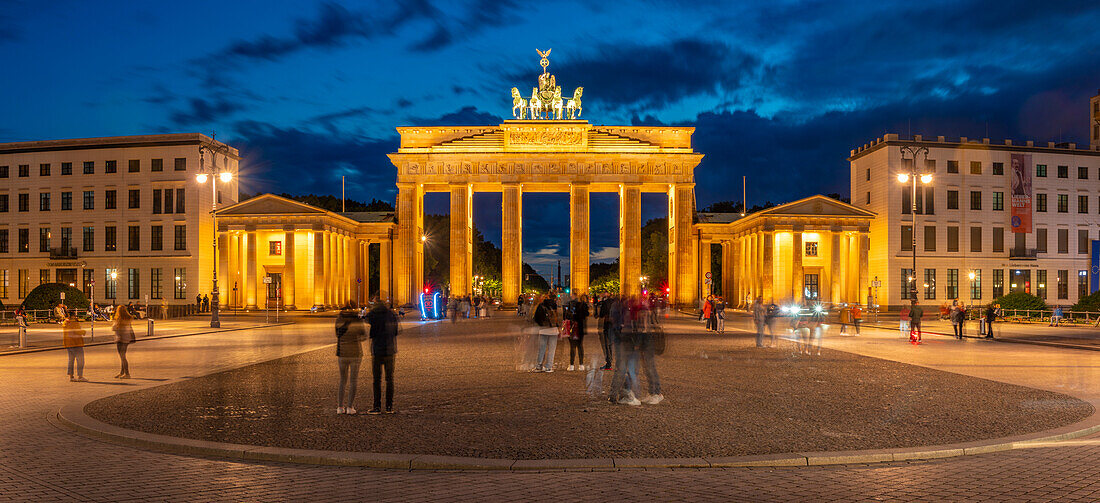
top-left (1091, 240), bottom-right (1099, 294)
top-left (1010, 154), bottom-right (1032, 233)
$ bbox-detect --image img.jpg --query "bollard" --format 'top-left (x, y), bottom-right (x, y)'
top-left (147, 319), bottom-right (154, 337)
top-left (19, 326), bottom-right (27, 348)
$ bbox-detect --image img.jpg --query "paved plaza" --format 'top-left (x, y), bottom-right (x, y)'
top-left (2, 313), bottom-right (1100, 501)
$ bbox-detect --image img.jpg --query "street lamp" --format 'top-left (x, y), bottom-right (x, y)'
top-left (898, 145), bottom-right (931, 301)
top-left (197, 135), bottom-right (234, 328)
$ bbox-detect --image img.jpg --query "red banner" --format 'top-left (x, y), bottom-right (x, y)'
top-left (1010, 154), bottom-right (1032, 234)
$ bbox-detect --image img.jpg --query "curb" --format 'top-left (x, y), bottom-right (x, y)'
top-left (55, 400), bottom-right (1100, 471)
top-left (860, 323), bottom-right (1100, 352)
top-left (2, 322), bottom-right (294, 356)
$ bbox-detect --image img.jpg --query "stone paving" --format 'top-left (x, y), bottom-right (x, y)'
top-left (2, 314), bottom-right (1100, 501)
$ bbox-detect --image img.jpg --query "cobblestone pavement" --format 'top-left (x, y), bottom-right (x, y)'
top-left (2, 315), bottom-right (1100, 501)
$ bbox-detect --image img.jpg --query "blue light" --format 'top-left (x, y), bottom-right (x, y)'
top-left (432, 292), bottom-right (441, 318)
top-left (419, 292), bottom-right (428, 320)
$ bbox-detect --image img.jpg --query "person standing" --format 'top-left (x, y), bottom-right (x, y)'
top-left (909, 300), bottom-right (923, 344)
top-left (851, 304), bottom-right (863, 335)
top-left (715, 297), bottom-right (726, 333)
top-left (62, 314), bottom-right (88, 382)
top-left (950, 304), bottom-right (964, 339)
top-left (533, 296), bottom-right (559, 372)
top-left (634, 303), bottom-right (663, 405)
top-left (752, 297), bottom-right (766, 347)
top-left (202, 294), bottom-right (210, 313)
top-left (984, 303), bottom-right (998, 339)
top-left (334, 302), bottom-right (365, 415)
top-left (567, 294), bottom-right (589, 371)
top-left (367, 301), bottom-right (399, 414)
top-left (195, 294), bottom-right (202, 312)
top-left (112, 305), bottom-right (136, 378)
top-left (597, 293), bottom-right (614, 370)
top-left (765, 301), bottom-right (779, 347)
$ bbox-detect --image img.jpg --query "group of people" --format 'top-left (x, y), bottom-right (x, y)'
top-left (48, 302), bottom-right (139, 382)
top-left (448, 294), bottom-right (493, 321)
top-left (523, 290), bottom-right (664, 406)
top-left (334, 299), bottom-right (399, 415)
top-left (194, 294), bottom-right (211, 313)
top-left (699, 295), bottom-right (726, 333)
top-left (901, 300), bottom-right (1000, 342)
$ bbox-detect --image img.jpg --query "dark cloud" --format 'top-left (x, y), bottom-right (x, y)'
top-left (229, 120), bottom-right (398, 199)
top-left (221, 3), bottom-right (374, 61)
top-left (407, 106), bottom-right (503, 126)
top-left (507, 39), bottom-right (765, 112)
top-left (169, 97), bottom-right (244, 127)
top-left (396, 98), bottom-right (413, 108)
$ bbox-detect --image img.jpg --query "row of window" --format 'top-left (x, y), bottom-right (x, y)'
top-left (899, 188), bottom-right (1100, 214)
top-left (900, 225), bottom-right (1094, 254)
top-left (879, 161), bottom-right (1096, 179)
top-left (0, 158), bottom-right (186, 178)
top-left (900, 268), bottom-right (1085, 301)
top-left (0, 225), bottom-right (187, 253)
top-left (0, 267), bottom-right (187, 300)
top-left (0, 189), bottom-right (186, 213)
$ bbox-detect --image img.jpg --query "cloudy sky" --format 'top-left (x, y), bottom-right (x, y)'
top-left (4, 0), bottom-right (1100, 278)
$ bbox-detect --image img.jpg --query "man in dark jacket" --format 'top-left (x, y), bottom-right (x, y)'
top-left (596, 294), bottom-right (614, 369)
top-left (367, 303), bottom-right (399, 414)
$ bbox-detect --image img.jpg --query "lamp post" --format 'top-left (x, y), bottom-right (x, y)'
top-left (897, 145), bottom-right (932, 301)
top-left (197, 136), bottom-right (234, 328)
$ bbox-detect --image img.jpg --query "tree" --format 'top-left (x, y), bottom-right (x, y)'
top-left (23, 283), bottom-right (89, 311)
top-left (523, 263), bottom-right (550, 292)
top-left (700, 200), bottom-right (776, 214)
top-left (826, 193), bottom-right (851, 204)
top-left (242, 192), bottom-right (395, 212)
top-left (1072, 291), bottom-right (1100, 313)
top-left (641, 218), bottom-right (668, 287)
top-left (995, 292), bottom-right (1047, 311)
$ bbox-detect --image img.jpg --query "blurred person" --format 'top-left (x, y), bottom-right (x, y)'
top-left (367, 300), bottom-right (400, 414)
top-left (632, 298), bottom-right (663, 404)
top-left (984, 303), bottom-right (999, 339)
top-left (851, 303), bottom-right (863, 335)
top-left (533, 295), bottom-right (559, 372)
top-left (752, 297), bottom-right (766, 347)
top-left (950, 303), bottom-right (963, 339)
top-left (596, 293), bottom-right (614, 370)
top-left (715, 296), bottom-right (726, 333)
top-left (765, 301), bottom-right (779, 347)
top-left (808, 305), bottom-right (826, 356)
top-left (567, 294), bottom-right (589, 371)
top-left (611, 296), bottom-right (643, 405)
top-left (703, 295), bottom-right (715, 331)
top-left (202, 294), bottom-right (210, 313)
top-left (62, 314), bottom-right (87, 382)
top-left (334, 301), bottom-right (366, 415)
top-left (899, 304), bottom-right (911, 338)
top-left (1050, 306), bottom-right (1063, 327)
top-left (838, 304), bottom-right (849, 335)
top-left (607, 296), bottom-right (634, 403)
top-left (909, 300), bottom-right (923, 344)
top-left (112, 303), bottom-right (136, 379)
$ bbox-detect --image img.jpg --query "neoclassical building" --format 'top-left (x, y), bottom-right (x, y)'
top-left (213, 195), bottom-right (394, 310)
top-left (696, 195), bottom-right (874, 308)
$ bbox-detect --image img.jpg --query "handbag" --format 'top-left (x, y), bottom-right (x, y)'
top-left (559, 320), bottom-right (573, 339)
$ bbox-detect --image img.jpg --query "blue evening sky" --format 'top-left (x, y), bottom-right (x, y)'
top-left (4, 0), bottom-right (1100, 277)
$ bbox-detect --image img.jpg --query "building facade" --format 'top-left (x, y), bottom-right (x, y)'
top-left (696, 195), bottom-right (874, 308)
top-left (213, 194), bottom-right (395, 310)
top-left (0, 134), bottom-right (238, 308)
top-left (851, 133), bottom-right (1100, 309)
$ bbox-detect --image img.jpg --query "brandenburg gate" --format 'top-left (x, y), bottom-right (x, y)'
top-left (388, 49), bottom-right (703, 307)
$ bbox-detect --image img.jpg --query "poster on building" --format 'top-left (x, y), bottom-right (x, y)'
top-left (1010, 153), bottom-right (1032, 233)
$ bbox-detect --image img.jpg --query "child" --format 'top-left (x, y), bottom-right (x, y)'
top-left (62, 315), bottom-right (88, 382)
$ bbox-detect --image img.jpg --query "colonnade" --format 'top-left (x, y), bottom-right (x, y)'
top-left (394, 182), bottom-right (698, 308)
top-left (698, 228), bottom-right (870, 307)
top-left (221, 227), bottom-right (391, 310)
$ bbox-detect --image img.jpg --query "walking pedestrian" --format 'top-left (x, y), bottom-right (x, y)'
top-left (633, 300), bottom-right (663, 405)
top-left (899, 304), bottom-right (911, 338)
top-left (610, 296), bottom-right (643, 405)
top-left (567, 294), bottom-right (589, 371)
top-left (950, 303), bottom-right (964, 339)
top-left (851, 304), bottom-right (863, 335)
top-left (112, 304), bottom-right (136, 378)
top-left (984, 303), bottom-right (998, 339)
top-left (62, 314), bottom-right (88, 382)
top-left (367, 300), bottom-right (399, 414)
top-left (909, 300), bottom-right (924, 344)
top-left (715, 296), bottom-right (726, 333)
top-left (838, 305), bottom-right (849, 335)
top-left (597, 293), bottom-right (614, 370)
top-left (765, 301), bottom-right (779, 347)
top-left (752, 297), bottom-right (766, 347)
top-left (335, 301), bottom-right (365, 415)
top-left (1050, 306), bottom-right (1063, 327)
top-left (533, 296), bottom-right (559, 372)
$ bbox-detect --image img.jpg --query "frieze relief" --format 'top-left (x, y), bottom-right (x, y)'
top-left (403, 160), bottom-right (691, 178)
top-left (508, 130), bottom-right (584, 145)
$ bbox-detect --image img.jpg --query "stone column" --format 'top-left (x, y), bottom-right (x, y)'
top-left (342, 235), bottom-right (350, 305)
top-left (668, 183), bottom-right (695, 307)
top-left (620, 183), bottom-right (642, 296)
top-left (450, 184), bottom-right (472, 296)
top-left (792, 230), bottom-right (803, 303)
top-left (501, 183), bottom-right (522, 307)
top-left (839, 234), bottom-right (851, 303)
top-left (283, 230), bottom-right (295, 310)
top-left (234, 233), bottom-right (245, 308)
top-left (569, 183), bottom-right (590, 296)
top-left (830, 232), bottom-right (842, 303)
top-left (858, 233), bottom-right (870, 305)
top-left (380, 236), bottom-right (392, 304)
top-left (245, 229), bottom-right (257, 309)
top-left (722, 240), bottom-right (734, 301)
top-left (762, 230), bottom-right (774, 302)
top-left (395, 183), bottom-right (423, 307)
top-left (312, 230), bottom-right (324, 308)
top-left (700, 239), bottom-right (712, 298)
top-left (217, 232), bottom-right (229, 301)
